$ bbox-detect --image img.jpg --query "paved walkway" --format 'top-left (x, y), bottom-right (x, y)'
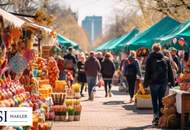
top-left (52, 86), bottom-right (163, 130)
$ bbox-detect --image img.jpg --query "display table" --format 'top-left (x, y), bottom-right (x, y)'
top-left (169, 89), bottom-right (190, 129)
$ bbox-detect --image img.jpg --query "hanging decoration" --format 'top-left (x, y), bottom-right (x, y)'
top-left (172, 38), bottom-right (177, 44)
top-left (9, 27), bottom-right (22, 43)
top-left (8, 53), bottom-right (27, 74)
top-left (178, 37), bottom-right (185, 46)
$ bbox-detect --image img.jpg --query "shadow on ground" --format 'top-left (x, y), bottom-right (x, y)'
top-left (122, 104), bottom-right (152, 114)
top-left (120, 125), bottom-right (153, 130)
top-left (103, 101), bottom-right (125, 105)
top-left (120, 126), bottom-right (177, 130)
top-left (112, 90), bottom-right (127, 95)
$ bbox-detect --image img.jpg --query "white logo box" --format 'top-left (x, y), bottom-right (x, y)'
top-left (0, 107), bottom-right (32, 126)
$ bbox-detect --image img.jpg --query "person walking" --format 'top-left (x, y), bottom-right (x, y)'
top-left (124, 51), bottom-right (141, 103)
top-left (64, 47), bottom-right (77, 86)
top-left (101, 53), bottom-right (116, 97)
top-left (144, 43), bottom-right (174, 126)
top-left (85, 51), bottom-right (101, 101)
top-left (77, 54), bottom-right (87, 97)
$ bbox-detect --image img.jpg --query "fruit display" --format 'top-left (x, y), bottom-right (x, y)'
top-left (39, 84), bottom-right (53, 98)
top-left (74, 100), bottom-right (82, 121)
top-left (177, 58), bottom-right (190, 91)
top-left (72, 83), bottom-right (81, 98)
top-left (48, 98), bottom-right (82, 121)
top-left (47, 57), bottom-right (59, 88)
top-left (51, 93), bottom-right (66, 105)
top-left (54, 80), bottom-right (67, 92)
top-left (36, 57), bottom-right (46, 70)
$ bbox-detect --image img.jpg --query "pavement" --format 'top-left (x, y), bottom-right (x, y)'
top-left (52, 86), bottom-right (169, 130)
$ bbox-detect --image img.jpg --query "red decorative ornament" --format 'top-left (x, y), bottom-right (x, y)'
top-left (178, 38), bottom-right (185, 46)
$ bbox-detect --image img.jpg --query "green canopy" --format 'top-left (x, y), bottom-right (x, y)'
top-left (95, 28), bottom-right (139, 52)
top-left (106, 28), bottom-right (139, 52)
top-left (94, 37), bottom-right (118, 51)
top-left (127, 16), bottom-right (180, 50)
top-left (157, 20), bottom-right (190, 49)
top-left (57, 34), bottom-right (79, 49)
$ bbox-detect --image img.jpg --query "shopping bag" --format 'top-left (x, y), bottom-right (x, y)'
top-left (97, 79), bottom-right (104, 88)
top-left (96, 74), bottom-right (104, 88)
top-left (112, 70), bottom-right (120, 86)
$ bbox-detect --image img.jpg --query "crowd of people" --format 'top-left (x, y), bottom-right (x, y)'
top-left (55, 43), bottom-right (186, 127)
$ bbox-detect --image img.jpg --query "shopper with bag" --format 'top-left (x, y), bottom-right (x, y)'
top-left (85, 51), bottom-right (101, 101)
top-left (144, 43), bottom-right (174, 126)
top-left (101, 53), bottom-right (115, 97)
top-left (124, 51), bottom-right (141, 103)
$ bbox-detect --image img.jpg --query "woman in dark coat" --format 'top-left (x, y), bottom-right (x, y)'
top-left (124, 51), bottom-right (142, 103)
top-left (101, 53), bottom-right (116, 97)
top-left (77, 54), bottom-right (87, 97)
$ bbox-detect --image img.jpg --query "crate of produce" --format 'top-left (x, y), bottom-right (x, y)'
top-left (136, 94), bottom-right (152, 109)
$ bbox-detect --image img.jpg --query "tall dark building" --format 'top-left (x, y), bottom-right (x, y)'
top-left (82, 16), bottom-right (102, 44)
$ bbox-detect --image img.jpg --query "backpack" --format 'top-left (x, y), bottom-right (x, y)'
top-left (151, 58), bottom-right (168, 83)
top-left (125, 59), bottom-right (137, 76)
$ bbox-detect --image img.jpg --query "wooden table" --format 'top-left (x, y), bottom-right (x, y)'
top-left (170, 89), bottom-right (190, 129)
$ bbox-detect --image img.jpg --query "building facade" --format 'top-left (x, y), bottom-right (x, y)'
top-left (82, 16), bottom-right (102, 44)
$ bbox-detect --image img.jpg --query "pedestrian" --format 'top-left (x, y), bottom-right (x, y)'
top-left (163, 50), bottom-right (178, 80)
top-left (101, 53), bottom-right (115, 97)
top-left (144, 43), bottom-right (174, 126)
top-left (169, 47), bottom-right (182, 74)
top-left (64, 47), bottom-right (77, 85)
top-left (56, 55), bottom-right (65, 80)
top-left (96, 52), bottom-right (103, 63)
top-left (124, 51), bottom-right (141, 103)
top-left (77, 54), bottom-right (87, 97)
top-left (85, 51), bottom-right (101, 101)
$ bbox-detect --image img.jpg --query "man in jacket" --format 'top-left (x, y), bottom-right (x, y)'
top-left (85, 51), bottom-right (101, 101)
top-left (144, 43), bottom-right (174, 126)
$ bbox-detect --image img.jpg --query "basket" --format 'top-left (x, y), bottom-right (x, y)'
top-left (162, 93), bottom-right (176, 107)
top-left (136, 94), bottom-right (152, 109)
top-left (51, 93), bottom-right (66, 105)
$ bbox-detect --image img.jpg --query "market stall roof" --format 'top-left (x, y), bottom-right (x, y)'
top-left (22, 17), bottom-right (52, 32)
top-left (0, 8), bottom-right (25, 27)
top-left (157, 20), bottom-right (190, 45)
top-left (94, 37), bottom-right (118, 51)
top-left (106, 28), bottom-right (139, 52)
top-left (57, 33), bottom-right (79, 49)
top-left (126, 16), bottom-right (180, 50)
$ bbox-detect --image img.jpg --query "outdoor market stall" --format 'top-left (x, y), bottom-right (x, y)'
top-left (126, 16), bottom-right (180, 50)
top-left (0, 9), bottom-right (82, 130)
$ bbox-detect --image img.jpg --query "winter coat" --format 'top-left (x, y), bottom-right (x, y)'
top-left (77, 61), bottom-right (86, 82)
top-left (172, 55), bottom-right (182, 73)
top-left (144, 52), bottom-right (174, 87)
top-left (85, 57), bottom-right (101, 77)
top-left (123, 56), bottom-right (142, 78)
top-left (101, 58), bottom-right (116, 79)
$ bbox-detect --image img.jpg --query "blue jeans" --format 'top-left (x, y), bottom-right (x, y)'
top-left (150, 84), bottom-right (167, 118)
top-left (87, 76), bottom-right (97, 97)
